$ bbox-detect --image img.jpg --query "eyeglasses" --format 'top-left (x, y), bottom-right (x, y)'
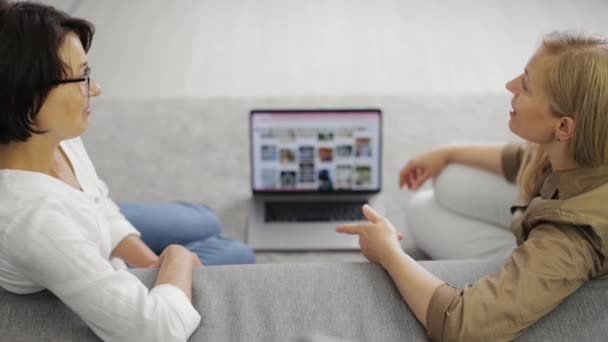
top-left (51, 66), bottom-right (92, 104)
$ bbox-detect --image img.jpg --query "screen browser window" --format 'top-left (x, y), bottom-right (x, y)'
top-left (251, 110), bottom-right (381, 192)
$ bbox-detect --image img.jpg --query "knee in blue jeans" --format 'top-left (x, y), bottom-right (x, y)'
top-left (174, 201), bottom-right (222, 237)
top-left (217, 238), bottom-right (256, 264)
top-left (231, 241), bottom-right (256, 264)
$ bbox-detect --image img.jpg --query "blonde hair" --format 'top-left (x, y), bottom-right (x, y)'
top-left (517, 31), bottom-right (608, 201)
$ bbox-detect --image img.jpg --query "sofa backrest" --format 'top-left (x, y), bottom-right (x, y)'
top-left (1, 261), bottom-right (607, 341)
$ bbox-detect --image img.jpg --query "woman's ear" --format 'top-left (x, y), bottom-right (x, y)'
top-left (555, 117), bottom-right (575, 142)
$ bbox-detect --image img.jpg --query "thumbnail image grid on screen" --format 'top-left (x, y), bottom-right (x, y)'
top-left (252, 111), bottom-right (380, 192)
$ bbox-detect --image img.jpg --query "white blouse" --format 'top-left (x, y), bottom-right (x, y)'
top-left (0, 138), bottom-right (201, 342)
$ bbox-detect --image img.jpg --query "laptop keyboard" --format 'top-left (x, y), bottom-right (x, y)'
top-left (265, 201), bottom-right (367, 222)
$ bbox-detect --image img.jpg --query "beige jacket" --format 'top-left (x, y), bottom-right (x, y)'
top-left (426, 143), bottom-right (608, 342)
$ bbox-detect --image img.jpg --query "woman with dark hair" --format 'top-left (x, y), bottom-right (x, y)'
top-left (0, 2), bottom-right (251, 340)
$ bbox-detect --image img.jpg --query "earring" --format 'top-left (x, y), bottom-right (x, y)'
top-left (555, 133), bottom-right (561, 142)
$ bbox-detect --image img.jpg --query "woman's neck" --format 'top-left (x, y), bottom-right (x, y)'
top-left (0, 136), bottom-right (58, 175)
top-left (544, 141), bottom-right (578, 172)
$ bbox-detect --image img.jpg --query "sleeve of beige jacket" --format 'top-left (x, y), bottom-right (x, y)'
top-left (426, 223), bottom-right (598, 342)
top-left (501, 143), bottom-right (524, 183)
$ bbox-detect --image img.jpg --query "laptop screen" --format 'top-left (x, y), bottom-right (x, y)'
top-left (250, 109), bottom-right (382, 193)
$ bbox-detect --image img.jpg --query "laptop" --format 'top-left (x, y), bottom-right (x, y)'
top-left (246, 109), bottom-right (383, 250)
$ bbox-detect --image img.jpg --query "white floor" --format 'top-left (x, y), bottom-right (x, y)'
top-left (39, 0), bottom-right (608, 99)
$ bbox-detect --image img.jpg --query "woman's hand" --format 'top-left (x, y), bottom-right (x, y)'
top-left (399, 147), bottom-right (451, 190)
top-left (336, 205), bottom-right (403, 266)
top-left (149, 245), bottom-right (203, 268)
top-left (153, 244), bottom-right (201, 301)
top-left (341, 206), bottom-right (446, 330)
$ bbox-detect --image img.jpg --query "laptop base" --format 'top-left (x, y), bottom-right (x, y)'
top-left (246, 194), bottom-right (383, 251)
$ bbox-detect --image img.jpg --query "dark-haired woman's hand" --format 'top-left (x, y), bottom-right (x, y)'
top-left (152, 245), bottom-right (203, 268)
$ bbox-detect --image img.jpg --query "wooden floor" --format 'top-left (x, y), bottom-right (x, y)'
top-left (36, 0), bottom-right (608, 100)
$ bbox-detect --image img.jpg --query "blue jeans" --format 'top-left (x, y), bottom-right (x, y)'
top-left (118, 202), bottom-right (256, 265)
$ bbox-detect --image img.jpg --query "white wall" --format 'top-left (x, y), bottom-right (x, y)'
top-left (36, 0), bottom-right (608, 99)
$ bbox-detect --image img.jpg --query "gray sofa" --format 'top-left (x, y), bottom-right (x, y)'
top-left (1, 260), bottom-right (607, 341)
top-left (2, 96), bottom-right (607, 341)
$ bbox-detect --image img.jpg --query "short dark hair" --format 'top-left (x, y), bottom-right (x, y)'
top-left (0, 1), bottom-right (95, 144)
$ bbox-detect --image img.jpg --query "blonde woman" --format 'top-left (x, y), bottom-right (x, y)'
top-left (338, 31), bottom-right (608, 341)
